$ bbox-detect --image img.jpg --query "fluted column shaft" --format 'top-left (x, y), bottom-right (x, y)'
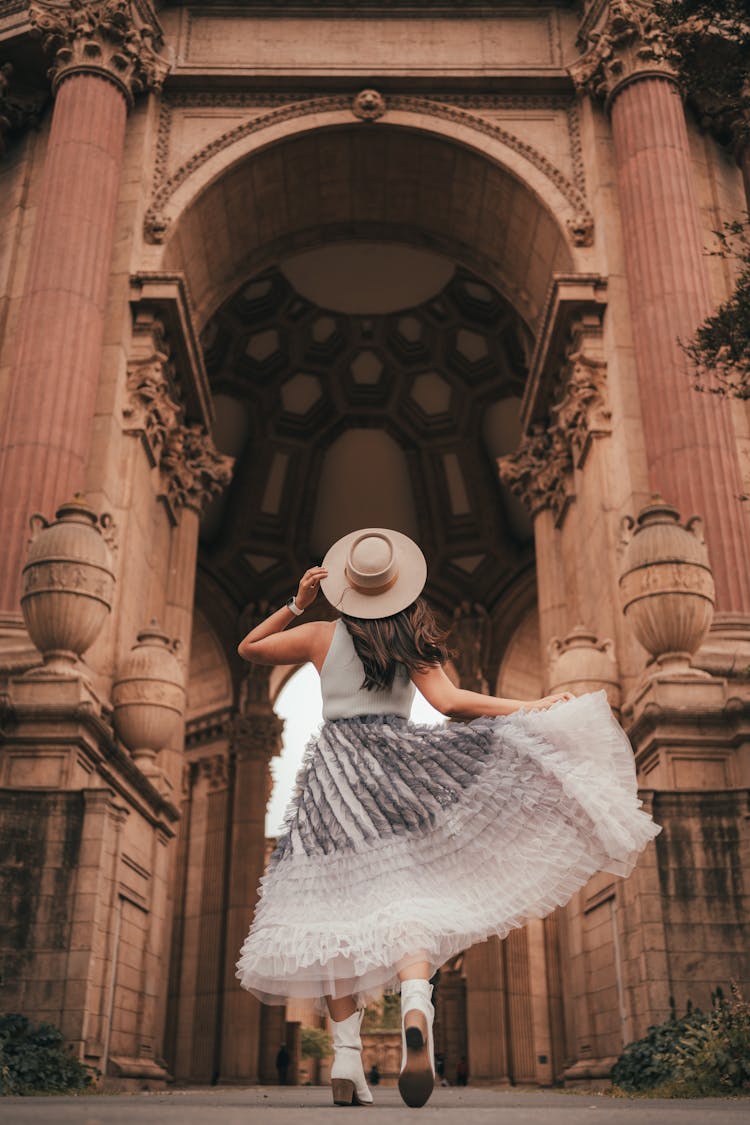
top-left (611, 75), bottom-right (750, 612)
top-left (0, 73), bottom-right (127, 611)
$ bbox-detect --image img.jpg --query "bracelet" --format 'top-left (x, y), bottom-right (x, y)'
top-left (286, 596), bottom-right (304, 617)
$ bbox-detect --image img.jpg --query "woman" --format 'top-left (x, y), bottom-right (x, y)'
top-left (235, 528), bottom-right (661, 1109)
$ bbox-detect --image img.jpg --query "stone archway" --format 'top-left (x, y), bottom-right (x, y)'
top-left (154, 118), bottom-right (583, 1086)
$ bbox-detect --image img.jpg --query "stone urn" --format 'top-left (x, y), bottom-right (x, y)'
top-left (548, 624), bottom-right (621, 711)
top-left (20, 495), bottom-right (115, 676)
top-left (618, 495), bottom-right (715, 674)
top-left (112, 620), bottom-right (185, 771)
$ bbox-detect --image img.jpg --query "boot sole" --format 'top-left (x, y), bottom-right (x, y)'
top-left (331, 1077), bottom-right (372, 1107)
top-left (398, 1012), bottom-right (434, 1108)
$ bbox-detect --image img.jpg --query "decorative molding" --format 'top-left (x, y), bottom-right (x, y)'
top-left (144, 92), bottom-right (592, 245)
top-left (569, 0), bottom-right (681, 108)
top-left (498, 424), bottom-right (574, 525)
top-left (123, 335), bottom-right (180, 468)
top-left (28, 0), bottom-right (169, 106)
top-left (227, 710), bottom-right (284, 759)
top-left (197, 751), bottom-right (230, 790)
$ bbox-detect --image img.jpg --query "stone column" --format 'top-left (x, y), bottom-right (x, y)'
top-left (0, 1), bottom-right (165, 614)
top-left (571, 3), bottom-right (750, 613)
top-left (219, 672), bottom-right (283, 1083)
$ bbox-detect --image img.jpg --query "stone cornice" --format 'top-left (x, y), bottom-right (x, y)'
top-left (569, 0), bottom-right (681, 109)
top-left (28, 0), bottom-right (168, 105)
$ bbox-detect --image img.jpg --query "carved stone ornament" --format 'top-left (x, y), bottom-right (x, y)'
top-left (20, 493), bottom-right (115, 677)
top-left (112, 619), bottom-right (185, 772)
top-left (569, 0), bottom-right (682, 106)
top-left (197, 752), bottom-right (230, 791)
top-left (549, 350), bottom-right (611, 468)
top-left (449, 601), bottom-right (491, 694)
top-left (123, 348), bottom-right (180, 467)
top-left (548, 624), bottom-right (621, 710)
top-left (227, 710), bottom-right (284, 759)
top-left (618, 494), bottom-right (715, 676)
top-left (0, 61), bottom-right (46, 156)
top-left (498, 424), bottom-right (574, 524)
top-left (352, 89), bottom-right (386, 121)
top-left (160, 422), bottom-right (234, 516)
top-left (29, 0), bottom-right (168, 105)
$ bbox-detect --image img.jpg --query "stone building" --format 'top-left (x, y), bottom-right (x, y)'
top-left (0, 0), bottom-right (749, 1091)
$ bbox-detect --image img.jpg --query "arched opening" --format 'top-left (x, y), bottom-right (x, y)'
top-left (169, 120), bottom-right (577, 1087)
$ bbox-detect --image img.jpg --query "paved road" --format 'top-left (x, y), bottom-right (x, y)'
top-left (2, 1086), bottom-right (749, 1124)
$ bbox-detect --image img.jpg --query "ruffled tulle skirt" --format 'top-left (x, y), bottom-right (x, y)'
top-left (235, 690), bottom-right (661, 1014)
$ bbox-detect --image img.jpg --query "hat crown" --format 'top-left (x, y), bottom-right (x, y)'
top-left (346, 533), bottom-right (397, 589)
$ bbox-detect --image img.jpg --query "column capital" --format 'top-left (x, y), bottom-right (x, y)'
top-left (227, 711), bottom-right (284, 761)
top-left (569, 0), bottom-right (681, 110)
top-left (29, 0), bottom-right (169, 106)
top-left (160, 422), bottom-right (234, 517)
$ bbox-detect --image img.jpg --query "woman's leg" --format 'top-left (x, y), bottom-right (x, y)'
top-left (326, 993), bottom-right (357, 1020)
top-left (398, 960), bottom-right (432, 982)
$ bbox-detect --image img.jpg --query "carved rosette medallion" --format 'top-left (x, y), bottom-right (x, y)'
top-left (498, 424), bottom-right (574, 525)
top-left (352, 88), bottom-right (386, 121)
top-left (29, 0), bottom-right (168, 105)
top-left (569, 0), bottom-right (682, 107)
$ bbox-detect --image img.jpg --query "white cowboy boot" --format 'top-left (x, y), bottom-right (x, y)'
top-left (330, 1007), bottom-right (373, 1106)
top-left (398, 978), bottom-right (435, 1108)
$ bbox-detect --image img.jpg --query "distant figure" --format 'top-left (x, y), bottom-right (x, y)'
top-left (435, 1051), bottom-right (449, 1087)
top-left (276, 1042), bottom-right (291, 1085)
top-left (368, 1062), bottom-right (381, 1085)
top-left (456, 1056), bottom-right (468, 1086)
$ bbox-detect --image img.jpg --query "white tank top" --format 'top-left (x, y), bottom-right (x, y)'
top-left (320, 619), bottom-right (416, 720)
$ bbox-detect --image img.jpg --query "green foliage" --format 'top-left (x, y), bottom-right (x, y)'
top-left (362, 992), bottom-right (401, 1031)
top-left (682, 218), bottom-right (750, 402)
top-left (612, 983), bottom-right (750, 1097)
top-left (0, 1013), bottom-right (97, 1096)
top-left (300, 1025), bottom-right (332, 1061)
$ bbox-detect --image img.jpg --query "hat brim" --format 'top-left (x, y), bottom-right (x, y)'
top-left (320, 527), bottom-right (427, 619)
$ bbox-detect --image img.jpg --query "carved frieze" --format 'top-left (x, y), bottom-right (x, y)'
top-left (569, 0), bottom-right (681, 106)
top-left (144, 92), bottom-right (592, 247)
top-left (29, 0), bottom-right (168, 104)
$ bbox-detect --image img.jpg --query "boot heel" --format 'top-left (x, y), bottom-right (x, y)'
top-left (399, 1010), bottom-right (434, 1109)
top-left (332, 1077), bottom-right (356, 1106)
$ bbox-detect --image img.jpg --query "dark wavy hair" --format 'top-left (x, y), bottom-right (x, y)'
top-left (341, 597), bottom-right (452, 691)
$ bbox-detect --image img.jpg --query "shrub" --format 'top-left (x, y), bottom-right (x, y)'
top-left (0, 1013), bottom-right (97, 1096)
top-left (612, 983), bottom-right (750, 1097)
top-left (300, 1025), bottom-right (332, 1061)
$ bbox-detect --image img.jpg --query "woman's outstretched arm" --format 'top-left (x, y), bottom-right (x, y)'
top-left (411, 663), bottom-right (573, 719)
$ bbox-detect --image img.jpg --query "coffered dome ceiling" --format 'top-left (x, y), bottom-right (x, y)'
top-left (198, 253), bottom-right (534, 617)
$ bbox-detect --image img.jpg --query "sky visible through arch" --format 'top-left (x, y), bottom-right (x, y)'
top-left (267, 663), bottom-right (445, 836)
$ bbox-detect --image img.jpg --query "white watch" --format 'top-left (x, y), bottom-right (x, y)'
top-left (286, 596), bottom-right (304, 616)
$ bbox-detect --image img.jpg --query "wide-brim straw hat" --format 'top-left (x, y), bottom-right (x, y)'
top-left (320, 527), bottom-right (427, 619)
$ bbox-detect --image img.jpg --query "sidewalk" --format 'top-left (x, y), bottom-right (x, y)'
top-left (3, 1086), bottom-right (749, 1124)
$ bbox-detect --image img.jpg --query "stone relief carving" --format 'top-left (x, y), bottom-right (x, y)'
top-left (160, 422), bottom-right (234, 516)
top-left (498, 424), bottom-right (574, 524)
top-left (197, 752), bottom-right (230, 791)
top-left (0, 61), bottom-right (46, 154)
top-left (448, 601), bottom-right (491, 694)
top-left (352, 88), bottom-right (386, 121)
top-left (227, 711), bottom-right (284, 759)
top-left (550, 350), bottom-right (611, 467)
top-left (569, 0), bottom-right (681, 103)
top-left (123, 347), bottom-right (181, 467)
top-left (144, 93), bottom-right (593, 246)
top-left (29, 0), bottom-right (168, 102)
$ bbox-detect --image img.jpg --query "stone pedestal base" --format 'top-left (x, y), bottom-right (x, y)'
top-left (624, 672), bottom-right (750, 790)
top-left (562, 1055), bottom-right (619, 1088)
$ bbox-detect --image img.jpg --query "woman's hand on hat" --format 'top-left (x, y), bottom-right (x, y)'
top-left (528, 691), bottom-right (575, 711)
top-left (295, 566), bottom-right (328, 611)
